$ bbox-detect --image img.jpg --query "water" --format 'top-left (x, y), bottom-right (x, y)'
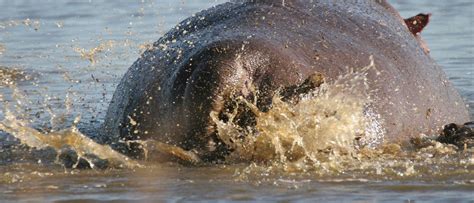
top-left (0, 0), bottom-right (473, 202)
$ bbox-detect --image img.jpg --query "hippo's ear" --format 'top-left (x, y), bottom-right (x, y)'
top-left (404, 13), bottom-right (431, 35)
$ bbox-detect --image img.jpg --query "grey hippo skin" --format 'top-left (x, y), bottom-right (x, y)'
top-left (103, 0), bottom-right (470, 161)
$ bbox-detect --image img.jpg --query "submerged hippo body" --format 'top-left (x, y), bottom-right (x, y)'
top-left (103, 0), bottom-right (469, 160)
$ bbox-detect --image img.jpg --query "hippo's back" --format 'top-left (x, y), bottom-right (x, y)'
top-left (103, 0), bottom-right (469, 157)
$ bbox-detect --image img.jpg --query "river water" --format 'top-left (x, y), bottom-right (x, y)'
top-left (0, 0), bottom-right (473, 202)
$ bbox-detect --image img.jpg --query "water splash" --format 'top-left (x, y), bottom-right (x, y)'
top-left (0, 18), bottom-right (41, 30)
top-left (0, 66), bottom-right (30, 87)
top-left (0, 43), bottom-right (5, 55)
top-left (74, 40), bottom-right (116, 64)
top-left (0, 81), bottom-right (141, 169)
top-left (0, 109), bottom-right (141, 169)
top-left (211, 57), bottom-right (384, 164)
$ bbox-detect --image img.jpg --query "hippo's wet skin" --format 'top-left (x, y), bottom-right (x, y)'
top-left (103, 0), bottom-right (470, 161)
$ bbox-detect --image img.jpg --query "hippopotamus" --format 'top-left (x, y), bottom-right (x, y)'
top-left (103, 0), bottom-right (470, 161)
